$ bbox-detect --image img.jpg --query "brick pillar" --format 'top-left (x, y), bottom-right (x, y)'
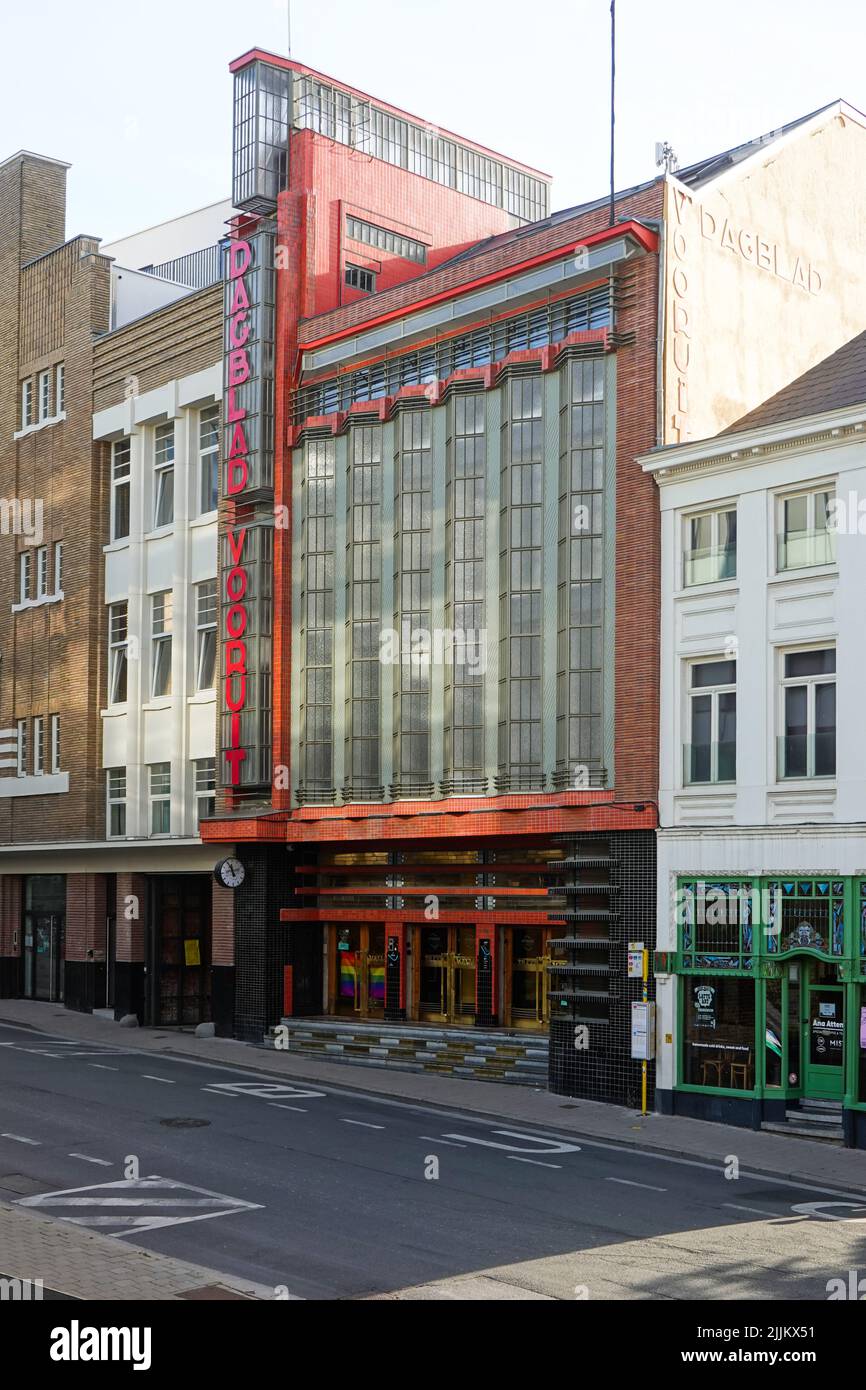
top-left (114, 873), bottom-right (147, 1022)
top-left (384, 923), bottom-right (406, 1022)
top-left (0, 876), bottom-right (22, 997)
top-left (64, 874), bottom-right (108, 1014)
top-left (211, 878), bottom-right (235, 1036)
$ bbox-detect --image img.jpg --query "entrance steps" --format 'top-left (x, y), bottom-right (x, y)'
top-left (263, 1018), bottom-right (549, 1086)
top-left (762, 1098), bottom-right (844, 1144)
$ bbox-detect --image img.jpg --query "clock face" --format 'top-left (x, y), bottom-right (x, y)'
top-left (218, 858), bottom-right (245, 889)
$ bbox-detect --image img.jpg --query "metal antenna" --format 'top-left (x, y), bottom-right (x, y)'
top-left (609, 0), bottom-right (616, 227)
top-left (287, 0), bottom-right (292, 57)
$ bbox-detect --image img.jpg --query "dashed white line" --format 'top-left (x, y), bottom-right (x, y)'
top-left (723, 1202), bottom-right (780, 1219)
top-left (1, 1134), bottom-right (40, 1146)
top-left (419, 1136), bottom-right (467, 1148)
top-left (89, 1064), bottom-right (119, 1072)
top-left (508, 1156), bottom-right (562, 1170)
top-left (203, 1087), bottom-right (239, 1097)
top-left (141, 1075), bottom-right (175, 1085)
top-left (607, 1177), bottom-right (667, 1192)
top-left (340, 1119), bottom-right (385, 1130)
top-left (69, 1154), bottom-right (113, 1168)
top-left (269, 1104), bottom-right (308, 1114)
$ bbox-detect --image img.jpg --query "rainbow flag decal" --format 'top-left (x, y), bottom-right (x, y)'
top-left (369, 963), bottom-right (385, 1003)
top-left (339, 953), bottom-right (358, 999)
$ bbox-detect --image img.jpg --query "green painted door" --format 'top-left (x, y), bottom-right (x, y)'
top-left (803, 981), bottom-right (844, 1100)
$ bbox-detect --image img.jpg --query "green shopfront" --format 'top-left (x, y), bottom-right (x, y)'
top-left (664, 877), bottom-right (866, 1147)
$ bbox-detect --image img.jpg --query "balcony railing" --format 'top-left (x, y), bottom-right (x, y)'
top-left (683, 545), bottom-right (737, 588)
top-left (777, 529), bottom-right (836, 572)
top-left (683, 741), bottom-right (737, 786)
top-left (777, 732), bottom-right (836, 780)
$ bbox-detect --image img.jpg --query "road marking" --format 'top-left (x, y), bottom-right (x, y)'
top-left (142, 1075), bottom-right (175, 1084)
top-left (89, 1064), bottom-right (119, 1072)
top-left (607, 1177), bottom-right (667, 1192)
top-left (420, 1136), bottom-right (467, 1148)
top-left (442, 1129), bottom-right (581, 1156)
top-left (724, 1203), bottom-right (780, 1218)
top-left (204, 1081), bottom-right (326, 1101)
top-left (508, 1156), bottom-right (562, 1170)
top-left (69, 1154), bottom-right (113, 1168)
top-left (791, 1200), bottom-right (866, 1223)
top-left (17, 1175), bottom-right (263, 1238)
top-left (1, 1134), bottom-right (40, 1146)
top-left (340, 1119), bottom-right (385, 1130)
top-left (269, 1104), bottom-right (308, 1113)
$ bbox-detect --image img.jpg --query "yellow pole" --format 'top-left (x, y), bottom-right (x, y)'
top-left (641, 948), bottom-right (649, 1116)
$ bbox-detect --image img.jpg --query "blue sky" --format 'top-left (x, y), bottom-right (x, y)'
top-left (4, 0), bottom-right (865, 243)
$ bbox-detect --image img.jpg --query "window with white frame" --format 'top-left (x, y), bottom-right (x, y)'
top-left (54, 541), bottom-right (63, 595)
top-left (683, 506), bottom-right (737, 587)
top-left (779, 647), bottom-right (836, 779)
top-left (195, 580), bottom-right (217, 691)
top-left (107, 768), bottom-right (126, 837)
top-left (685, 658), bottom-right (737, 785)
top-left (149, 762), bottom-right (171, 836)
top-left (50, 714), bottom-right (60, 773)
top-left (777, 487), bottom-right (835, 571)
top-left (150, 591), bottom-right (173, 698)
top-left (38, 370), bottom-right (51, 422)
top-left (21, 379), bottom-right (33, 430)
top-left (108, 602), bottom-right (129, 705)
top-left (194, 757), bottom-right (216, 825)
top-left (111, 438), bottom-right (131, 542)
top-left (36, 546), bottom-right (48, 599)
top-left (199, 404), bottom-right (219, 515)
top-left (153, 423), bottom-right (175, 529)
top-left (33, 716), bottom-right (44, 776)
top-left (56, 363), bottom-right (65, 415)
top-left (19, 552), bottom-right (31, 605)
top-left (16, 720), bottom-right (27, 777)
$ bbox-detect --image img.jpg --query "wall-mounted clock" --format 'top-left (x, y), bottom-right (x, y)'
top-left (214, 858), bottom-right (246, 889)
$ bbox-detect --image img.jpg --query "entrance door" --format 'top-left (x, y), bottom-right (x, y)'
top-left (804, 965), bottom-right (844, 1100)
top-left (147, 878), bottom-right (212, 1026)
top-left (23, 913), bottom-right (65, 1002)
top-left (333, 925), bottom-right (385, 1018)
top-left (509, 927), bottom-right (550, 1030)
top-left (418, 927), bottom-right (476, 1025)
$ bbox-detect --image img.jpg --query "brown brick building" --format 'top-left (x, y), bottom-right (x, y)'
top-left (0, 151), bottom-right (228, 1020)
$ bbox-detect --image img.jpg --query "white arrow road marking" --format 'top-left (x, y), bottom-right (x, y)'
top-left (791, 1201), bottom-right (866, 1222)
top-left (441, 1129), bottom-right (582, 1155)
top-left (17, 1176), bottom-right (263, 1238)
top-left (204, 1081), bottom-right (326, 1101)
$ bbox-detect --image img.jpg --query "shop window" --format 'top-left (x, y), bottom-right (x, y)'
top-left (765, 977), bottom-right (783, 1087)
top-left (682, 976), bottom-right (756, 1091)
top-left (678, 880), bottom-right (753, 967)
top-left (766, 878), bottom-right (845, 957)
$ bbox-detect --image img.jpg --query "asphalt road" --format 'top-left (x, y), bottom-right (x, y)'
top-left (1, 1018), bottom-right (865, 1301)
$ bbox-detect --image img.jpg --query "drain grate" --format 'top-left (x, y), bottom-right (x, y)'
top-left (159, 1118), bottom-right (211, 1129)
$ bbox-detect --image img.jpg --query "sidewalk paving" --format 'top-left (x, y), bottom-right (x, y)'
top-left (1, 998), bottom-right (865, 1195)
top-left (0, 1200), bottom-right (276, 1301)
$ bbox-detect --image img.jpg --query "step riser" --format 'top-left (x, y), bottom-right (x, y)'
top-left (264, 1021), bottom-right (548, 1086)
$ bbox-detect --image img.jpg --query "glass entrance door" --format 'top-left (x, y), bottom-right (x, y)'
top-left (24, 912), bottom-right (65, 1002)
top-left (510, 927), bottom-right (549, 1030)
top-left (334, 925), bottom-right (385, 1018)
top-left (418, 927), bottom-right (476, 1025)
top-left (804, 965), bottom-right (844, 1100)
